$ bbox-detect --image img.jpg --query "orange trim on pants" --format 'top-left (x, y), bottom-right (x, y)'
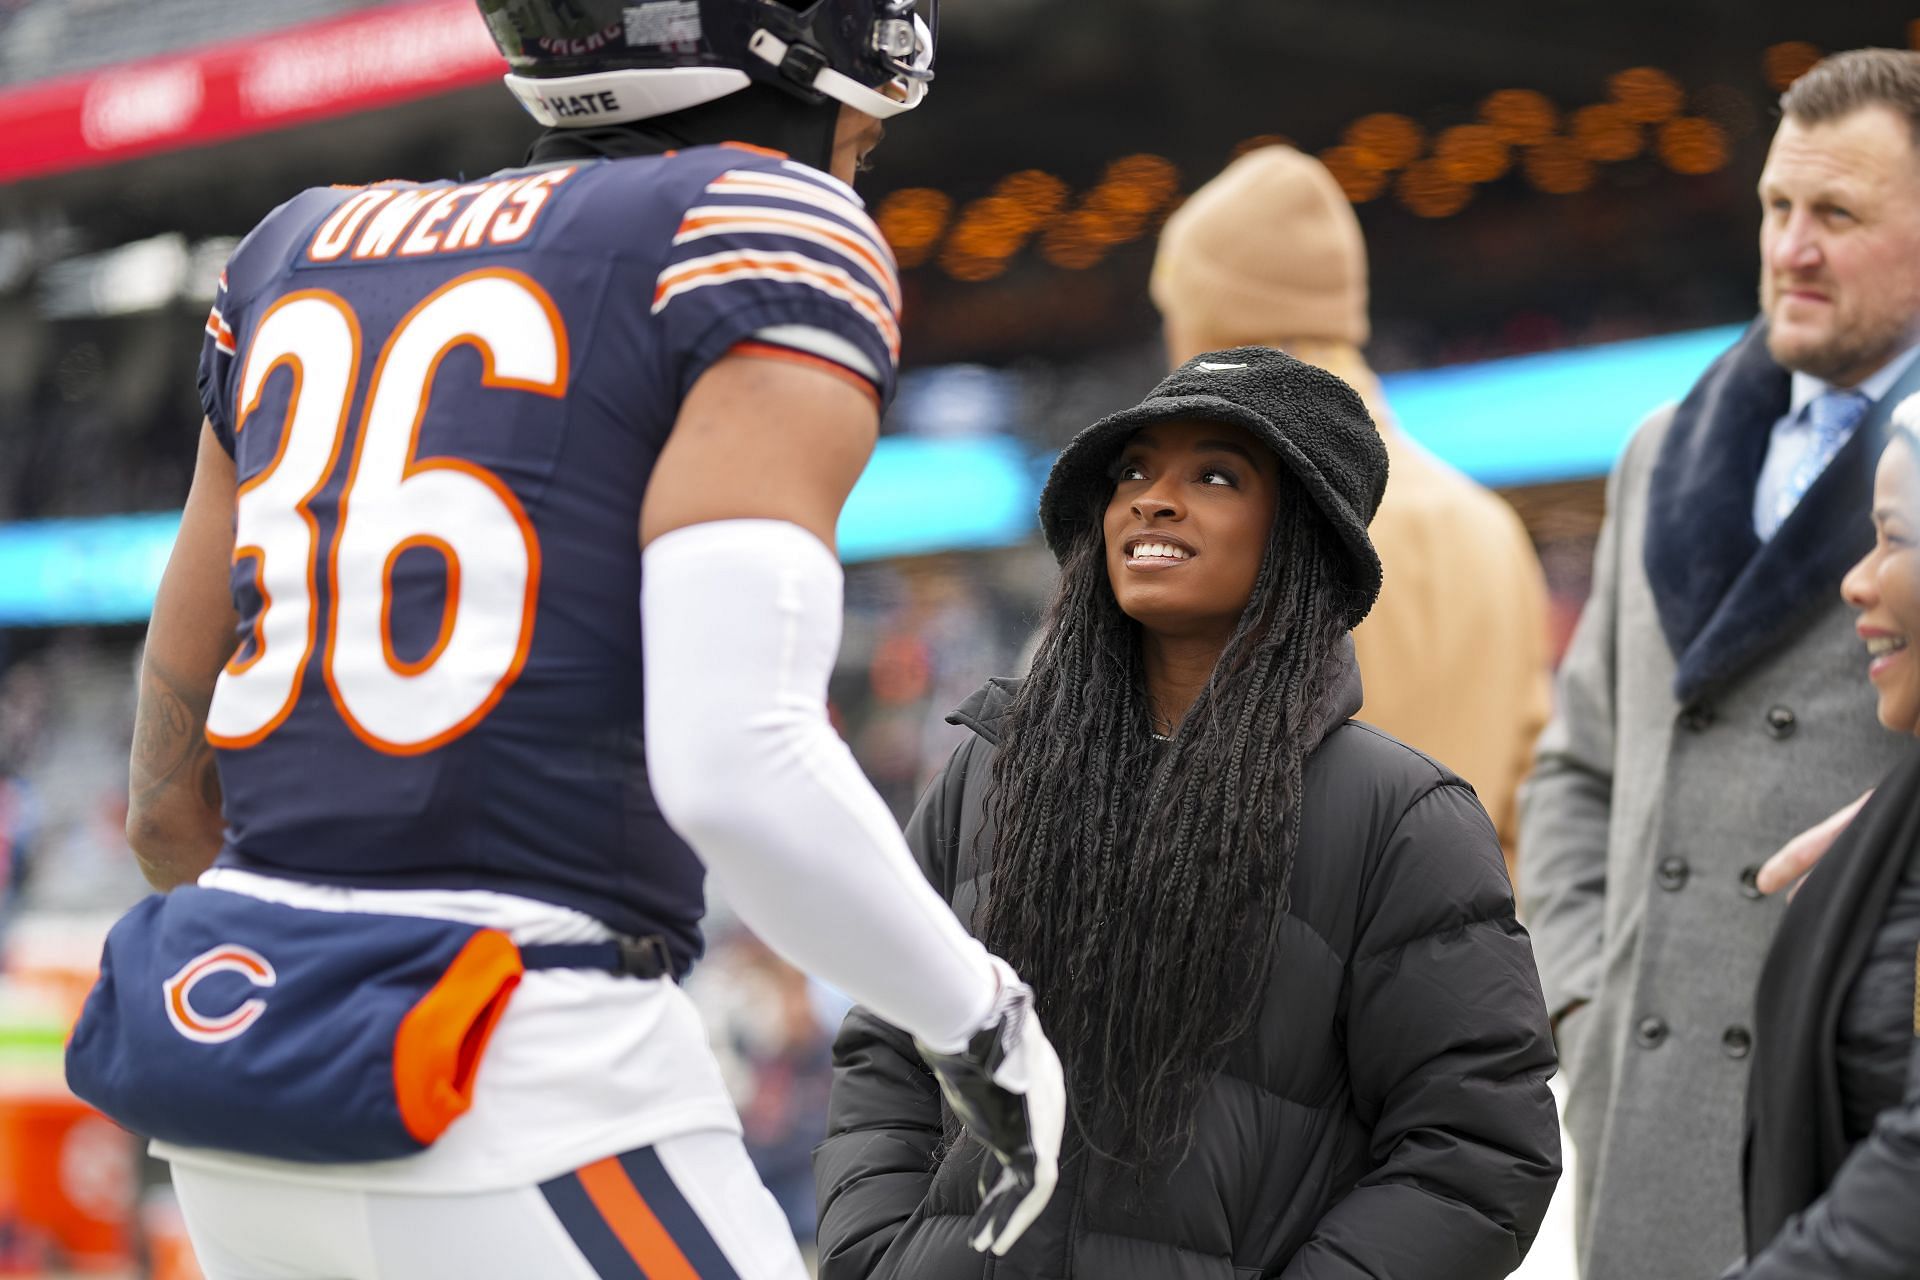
top-left (576, 1156), bottom-right (701, 1280)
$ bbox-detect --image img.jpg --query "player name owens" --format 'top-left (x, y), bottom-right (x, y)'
top-left (307, 168), bottom-right (577, 264)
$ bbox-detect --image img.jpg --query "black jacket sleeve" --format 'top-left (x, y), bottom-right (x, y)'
top-left (814, 739), bottom-right (975, 1280)
top-left (1279, 779), bottom-right (1563, 1280)
top-left (1735, 1033), bottom-right (1920, 1279)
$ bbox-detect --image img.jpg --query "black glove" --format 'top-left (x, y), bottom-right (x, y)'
top-left (917, 961), bottom-right (1064, 1256)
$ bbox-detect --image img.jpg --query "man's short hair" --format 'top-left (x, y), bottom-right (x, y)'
top-left (1781, 48), bottom-right (1920, 147)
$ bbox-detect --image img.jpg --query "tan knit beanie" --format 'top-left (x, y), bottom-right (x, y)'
top-left (1152, 145), bottom-right (1370, 349)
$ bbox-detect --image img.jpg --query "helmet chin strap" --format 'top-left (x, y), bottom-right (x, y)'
top-left (743, 30), bottom-right (924, 119)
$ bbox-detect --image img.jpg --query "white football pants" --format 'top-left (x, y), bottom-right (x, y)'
top-left (171, 1129), bottom-right (810, 1280)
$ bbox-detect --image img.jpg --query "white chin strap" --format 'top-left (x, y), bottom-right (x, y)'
top-left (745, 23), bottom-right (929, 120)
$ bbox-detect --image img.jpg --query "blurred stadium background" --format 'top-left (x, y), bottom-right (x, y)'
top-left (0, 1), bottom-right (1912, 1274)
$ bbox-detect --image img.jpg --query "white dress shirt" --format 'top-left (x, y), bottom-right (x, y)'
top-left (1753, 342), bottom-right (1920, 539)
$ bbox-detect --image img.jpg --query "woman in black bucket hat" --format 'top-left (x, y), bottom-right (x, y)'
top-left (816, 347), bottom-right (1561, 1280)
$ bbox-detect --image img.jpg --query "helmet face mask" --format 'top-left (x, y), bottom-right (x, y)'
top-left (478, 0), bottom-right (937, 128)
top-left (868, 0), bottom-right (936, 92)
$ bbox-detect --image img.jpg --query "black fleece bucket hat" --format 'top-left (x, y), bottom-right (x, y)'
top-left (1037, 345), bottom-right (1389, 629)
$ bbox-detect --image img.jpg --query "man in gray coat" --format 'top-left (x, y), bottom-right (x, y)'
top-left (1520, 49), bottom-right (1920, 1279)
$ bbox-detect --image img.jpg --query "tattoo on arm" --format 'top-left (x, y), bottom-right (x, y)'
top-left (128, 655), bottom-right (223, 885)
top-left (131, 658), bottom-right (216, 808)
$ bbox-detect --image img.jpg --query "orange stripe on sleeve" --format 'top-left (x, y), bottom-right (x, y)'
top-left (719, 140), bottom-right (788, 159)
top-left (675, 212), bottom-right (899, 305)
top-left (729, 341), bottom-right (881, 409)
top-left (652, 255), bottom-right (900, 354)
top-left (575, 1157), bottom-right (702, 1280)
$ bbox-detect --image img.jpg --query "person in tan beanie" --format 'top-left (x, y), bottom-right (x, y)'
top-left (1152, 145), bottom-right (1550, 875)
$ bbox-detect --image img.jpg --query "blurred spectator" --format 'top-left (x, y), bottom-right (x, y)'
top-left (1519, 49), bottom-right (1920, 1280)
top-left (839, 557), bottom-right (1027, 818)
top-left (1, 640), bottom-right (147, 915)
top-left (1151, 144), bottom-right (1551, 874)
top-left (690, 929), bottom-right (837, 1244)
top-left (0, 657), bottom-right (45, 933)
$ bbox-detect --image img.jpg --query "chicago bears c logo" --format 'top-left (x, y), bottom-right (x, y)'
top-left (163, 945), bottom-right (277, 1044)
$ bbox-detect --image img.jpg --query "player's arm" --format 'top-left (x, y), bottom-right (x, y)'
top-left (641, 352), bottom-right (1062, 1255)
top-left (127, 420), bottom-right (238, 891)
top-left (640, 352), bottom-right (869, 550)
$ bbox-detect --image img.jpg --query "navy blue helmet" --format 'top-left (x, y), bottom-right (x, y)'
top-left (476, 0), bottom-right (935, 126)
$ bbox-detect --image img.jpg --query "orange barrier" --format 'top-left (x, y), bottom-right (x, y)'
top-left (0, 1086), bottom-right (135, 1273)
top-left (142, 1188), bottom-right (205, 1280)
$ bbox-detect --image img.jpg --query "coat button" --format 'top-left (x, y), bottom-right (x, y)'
top-left (1679, 704), bottom-right (1715, 732)
top-left (1722, 1026), bottom-right (1752, 1059)
top-left (1656, 858), bottom-right (1690, 891)
top-left (1635, 1016), bottom-right (1669, 1048)
top-left (1765, 706), bottom-right (1797, 739)
top-left (1739, 867), bottom-right (1764, 900)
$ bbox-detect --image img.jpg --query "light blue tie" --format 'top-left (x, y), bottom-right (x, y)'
top-left (1768, 388), bottom-right (1871, 536)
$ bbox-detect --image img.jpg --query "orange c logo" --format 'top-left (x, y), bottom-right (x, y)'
top-left (163, 945), bottom-right (277, 1044)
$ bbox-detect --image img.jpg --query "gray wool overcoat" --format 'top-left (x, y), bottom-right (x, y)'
top-left (1519, 324), bottom-right (1920, 1280)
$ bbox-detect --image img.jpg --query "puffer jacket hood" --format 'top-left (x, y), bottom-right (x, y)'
top-left (815, 656), bottom-right (1560, 1280)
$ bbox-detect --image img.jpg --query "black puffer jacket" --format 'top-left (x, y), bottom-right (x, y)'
top-left (815, 676), bottom-right (1561, 1280)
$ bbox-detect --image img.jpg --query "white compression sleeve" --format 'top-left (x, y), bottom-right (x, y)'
top-left (641, 519), bottom-right (997, 1052)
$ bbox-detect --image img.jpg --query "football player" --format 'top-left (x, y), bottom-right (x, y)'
top-left (119, 2), bottom-right (1062, 1275)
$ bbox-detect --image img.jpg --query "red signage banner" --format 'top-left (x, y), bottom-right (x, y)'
top-left (0, 0), bottom-right (507, 186)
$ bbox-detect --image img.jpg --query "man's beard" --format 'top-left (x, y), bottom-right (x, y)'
top-left (1765, 293), bottom-right (1907, 384)
top-left (1769, 326), bottom-right (1886, 382)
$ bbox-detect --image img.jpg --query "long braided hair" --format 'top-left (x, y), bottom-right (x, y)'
top-left (977, 464), bottom-right (1361, 1172)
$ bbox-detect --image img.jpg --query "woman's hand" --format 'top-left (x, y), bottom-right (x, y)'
top-left (1756, 789), bottom-right (1873, 897)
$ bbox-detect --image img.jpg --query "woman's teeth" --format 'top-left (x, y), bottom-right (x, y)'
top-left (1130, 542), bottom-right (1190, 561)
top-left (1868, 635), bottom-right (1909, 658)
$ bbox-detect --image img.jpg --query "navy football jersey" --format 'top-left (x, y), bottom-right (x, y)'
top-left (194, 145), bottom-right (902, 972)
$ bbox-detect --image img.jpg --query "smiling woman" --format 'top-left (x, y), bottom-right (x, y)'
top-left (1843, 426), bottom-right (1920, 732)
top-left (1103, 422), bottom-right (1280, 705)
top-left (1739, 399), bottom-right (1920, 1280)
top-left (814, 347), bottom-right (1563, 1280)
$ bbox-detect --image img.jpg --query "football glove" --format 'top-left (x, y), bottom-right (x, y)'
top-left (917, 959), bottom-right (1065, 1256)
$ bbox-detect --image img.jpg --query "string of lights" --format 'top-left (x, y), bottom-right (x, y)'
top-left (874, 31), bottom-right (1919, 283)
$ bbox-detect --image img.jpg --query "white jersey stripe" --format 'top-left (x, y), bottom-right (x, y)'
top-left (653, 249), bottom-right (899, 357)
top-left (679, 203), bottom-right (897, 276)
top-left (674, 206), bottom-right (900, 310)
top-left (778, 159), bottom-right (867, 207)
top-left (206, 306), bottom-right (237, 353)
top-left (665, 266), bottom-right (897, 359)
top-left (736, 163), bottom-right (868, 210)
top-left (655, 264), bottom-right (899, 360)
top-left (752, 324), bottom-right (883, 385)
top-left (707, 172), bottom-right (888, 247)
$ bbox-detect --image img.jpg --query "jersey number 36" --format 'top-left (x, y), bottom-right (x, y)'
top-left (205, 269), bottom-right (568, 756)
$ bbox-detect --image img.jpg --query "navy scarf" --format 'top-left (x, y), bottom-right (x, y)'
top-left (1644, 321), bottom-right (1920, 703)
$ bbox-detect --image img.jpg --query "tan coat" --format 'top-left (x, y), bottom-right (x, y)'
top-left (1353, 412), bottom-right (1551, 865)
